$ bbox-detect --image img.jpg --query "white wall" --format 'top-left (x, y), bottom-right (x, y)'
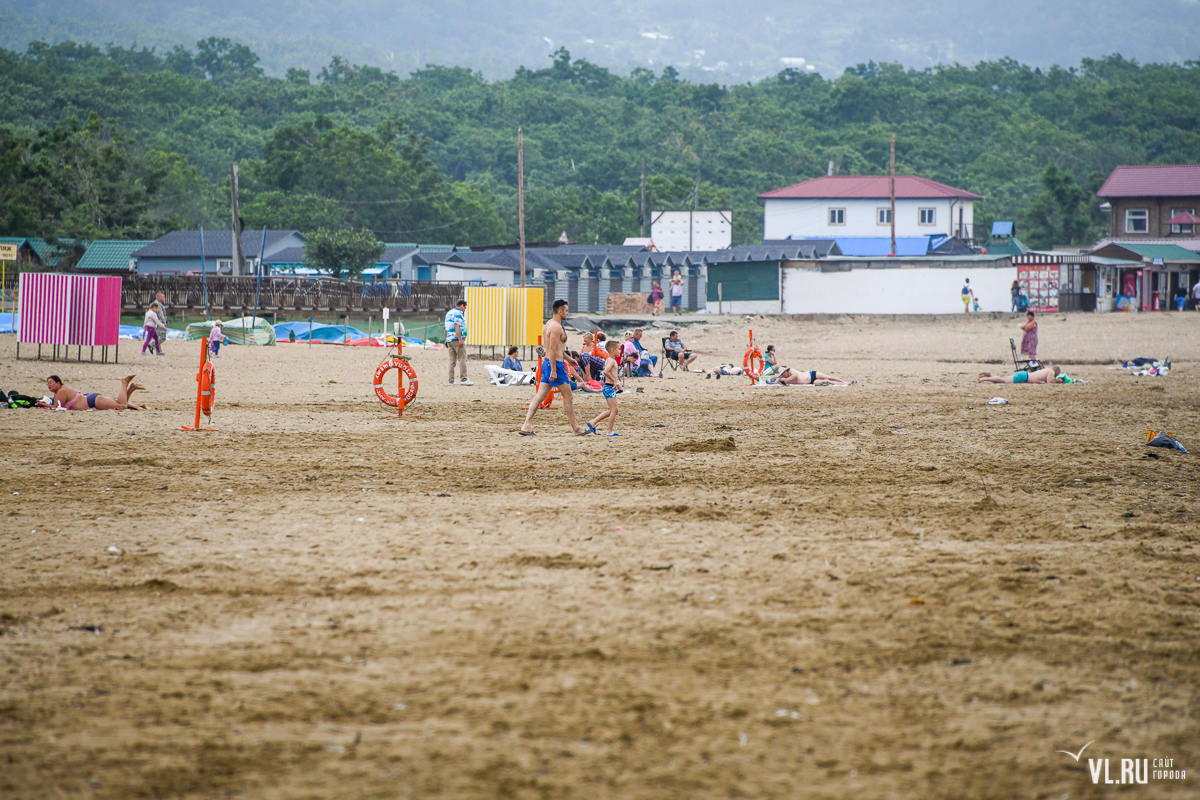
top-left (651, 210), bottom-right (732, 251)
top-left (764, 198), bottom-right (974, 239)
top-left (434, 264), bottom-right (515, 286)
top-left (782, 263), bottom-right (1016, 314)
top-left (709, 299), bottom-right (782, 315)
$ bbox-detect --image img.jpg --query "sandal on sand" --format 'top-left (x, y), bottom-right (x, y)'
top-left (518, 430), bottom-right (537, 436)
top-left (606, 433), bottom-right (620, 437)
top-left (586, 422), bottom-right (597, 434)
top-left (577, 429), bottom-right (593, 436)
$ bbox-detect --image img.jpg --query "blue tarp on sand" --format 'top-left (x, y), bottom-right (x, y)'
top-left (274, 322), bottom-right (423, 345)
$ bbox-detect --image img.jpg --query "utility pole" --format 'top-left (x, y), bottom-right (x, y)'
top-left (639, 156), bottom-right (647, 238)
top-left (229, 164), bottom-right (245, 276)
top-left (889, 135), bottom-right (896, 258)
top-left (690, 169), bottom-right (701, 251)
top-left (517, 128), bottom-right (526, 289)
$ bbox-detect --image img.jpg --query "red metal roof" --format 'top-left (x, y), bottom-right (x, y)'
top-left (1167, 211), bottom-right (1200, 225)
top-left (758, 175), bottom-right (981, 201)
top-left (1097, 165), bottom-right (1200, 198)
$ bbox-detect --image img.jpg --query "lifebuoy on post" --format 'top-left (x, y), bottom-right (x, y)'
top-left (199, 361), bottom-right (216, 416)
top-left (743, 346), bottom-right (764, 380)
top-left (373, 357), bottom-right (418, 408)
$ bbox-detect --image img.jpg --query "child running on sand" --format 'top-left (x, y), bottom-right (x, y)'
top-left (586, 341), bottom-right (621, 436)
top-left (209, 320), bottom-right (225, 357)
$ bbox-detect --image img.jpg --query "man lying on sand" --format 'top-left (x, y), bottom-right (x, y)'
top-left (775, 367), bottom-right (852, 386)
top-left (977, 366), bottom-right (1071, 384)
top-left (39, 374), bottom-right (148, 410)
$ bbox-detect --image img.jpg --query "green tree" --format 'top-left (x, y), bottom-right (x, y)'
top-left (304, 227), bottom-right (385, 279)
top-left (1022, 164), bottom-right (1104, 249)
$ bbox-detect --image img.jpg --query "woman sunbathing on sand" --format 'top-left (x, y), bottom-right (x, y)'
top-left (775, 367), bottom-right (851, 386)
top-left (40, 374), bottom-right (148, 410)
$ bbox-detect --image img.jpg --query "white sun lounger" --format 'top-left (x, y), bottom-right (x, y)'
top-left (486, 365), bottom-right (534, 386)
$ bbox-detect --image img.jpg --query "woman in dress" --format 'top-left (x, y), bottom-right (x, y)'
top-left (1020, 311), bottom-right (1038, 359)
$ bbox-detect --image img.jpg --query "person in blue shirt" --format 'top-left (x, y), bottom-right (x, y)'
top-left (501, 346), bottom-right (522, 372)
top-left (630, 329), bottom-right (657, 376)
top-left (444, 299), bottom-right (473, 385)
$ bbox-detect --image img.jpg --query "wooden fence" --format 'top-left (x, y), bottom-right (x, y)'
top-left (116, 275), bottom-right (466, 313)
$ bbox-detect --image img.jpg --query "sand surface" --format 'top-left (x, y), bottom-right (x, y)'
top-left (1, 312), bottom-right (1198, 799)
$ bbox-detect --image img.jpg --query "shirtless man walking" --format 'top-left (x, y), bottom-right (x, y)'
top-left (519, 299), bottom-right (589, 436)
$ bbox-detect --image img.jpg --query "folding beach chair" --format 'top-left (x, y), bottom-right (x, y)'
top-left (659, 337), bottom-right (680, 377)
top-left (1010, 338), bottom-right (1036, 372)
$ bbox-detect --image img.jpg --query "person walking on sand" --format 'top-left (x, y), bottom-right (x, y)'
top-left (444, 299), bottom-right (474, 385)
top-left (585, 340), bottom-right (622, 436)
top-left (141, 304), bottom-right (164, 355)
top-left (520, 299), bottom-right (589, 437)
top-left (961, 278), bottom-right (975, 313)
top-left (209, 320), bottom-right (225, 358)
top-left (1020, 311), bottom-right (1038, 360)
top-left (670, 271), bottom-right (685, 314)
top-left (154, 293), bottom-right (169, 353)
top-left (649, 280), bottom-right (664, 315)
top-left (1010, 280), bottom-right (1021, 313)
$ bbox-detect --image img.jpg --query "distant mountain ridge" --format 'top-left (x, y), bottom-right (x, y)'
top-left (3, 0), bottom-right (1199, 80)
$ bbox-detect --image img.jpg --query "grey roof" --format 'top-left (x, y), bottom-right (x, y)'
top-left (264, 246), bottom-right (306, 264)
top-left (381, 245), bottom-right (418, 263)
top-left (133, 230), bottom-right (300, 259)
top-left (759, 239), bottom-right (842, 258)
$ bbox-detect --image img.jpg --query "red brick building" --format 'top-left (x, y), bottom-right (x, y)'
top-left (1097, 164), bottom-right (1200, 242)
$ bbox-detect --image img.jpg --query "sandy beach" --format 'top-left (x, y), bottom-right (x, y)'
top-left (1, 311), bottom-right (1197, 799)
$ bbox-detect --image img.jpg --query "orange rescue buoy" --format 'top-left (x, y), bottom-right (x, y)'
top-left (743, 346), bottom-right (764, 380)
top-left (199, 361), bottom-right (216, 416)
top-left (373, 357), bottom-right (418, 408)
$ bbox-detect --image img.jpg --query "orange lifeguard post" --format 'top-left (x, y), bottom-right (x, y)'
top-left (743, 329), bottom-right (764, 385)
top-left (181, 336), bottom-right (218, 431)
top-left (373, 335), bottom-right (419, 418)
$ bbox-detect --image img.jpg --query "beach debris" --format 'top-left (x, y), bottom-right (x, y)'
top-left (950, 658), bottom-right (971, 666)
top-left (393, 703), bottom-right (406, 710)
top-left (1144, 430), bottom-right (1188, 452)
top-left (909, 596), bottom-right (925, 605)
top-left (107, 546), bottom-right (121, 554)
top-left (987, 397), bottom-right (1009, 405)
top-left (738, 733), bottom-right (748, 746)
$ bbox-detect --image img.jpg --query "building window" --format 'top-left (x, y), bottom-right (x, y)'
top-left (877, 208), bottom-right (891, 225)
top-left (828, 208), bottom-right (845, 225)
top-left (918, 208), bottom-right (936, 225)
top-left (215, 259), bottom-right (234, 274)
top-left (1125, 208), bottom-right (1148, 233)
top-left (1170, 208), bottom-right (1195, 234)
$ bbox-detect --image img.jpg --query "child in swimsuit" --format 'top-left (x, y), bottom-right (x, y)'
top-left (586, 341), bottom-right (621, 436)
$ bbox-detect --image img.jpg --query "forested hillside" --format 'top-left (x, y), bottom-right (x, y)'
top-left (1, 40), bottom-right (1198, 250)
top-left (5, 0), bottom-right (1200, 81)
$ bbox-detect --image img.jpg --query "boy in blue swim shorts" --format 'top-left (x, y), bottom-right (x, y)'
top-left (586, 340), bottom-right (622, 436)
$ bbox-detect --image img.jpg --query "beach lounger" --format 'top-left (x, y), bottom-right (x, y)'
top-left (486, 365), bottom-right (534, 386)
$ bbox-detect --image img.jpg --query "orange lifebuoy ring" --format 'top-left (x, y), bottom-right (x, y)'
top-left (373, 357), bottom-right (418, 408)
top-left (743, 346), bottom-right (764, 379)
top-left (199, 361), bottom-right (215, 416)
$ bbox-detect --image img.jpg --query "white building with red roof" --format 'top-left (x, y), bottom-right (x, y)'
top-left (757, 175), bottom-right (981, 241)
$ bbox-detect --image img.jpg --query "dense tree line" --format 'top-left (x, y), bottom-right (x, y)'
top-left (0, 40), bottom-right (1197, 251)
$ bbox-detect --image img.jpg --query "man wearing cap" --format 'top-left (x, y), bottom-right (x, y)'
top-left (445, 299), bottom-right (474, 385)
